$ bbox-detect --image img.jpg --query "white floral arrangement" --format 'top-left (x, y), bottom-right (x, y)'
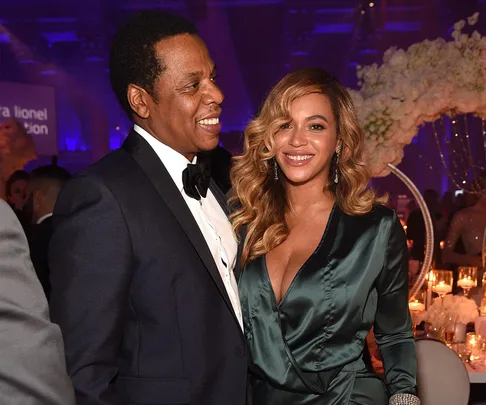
top-left (349, 12), bottom-right (486, 177)
top-left (423, 294), bottom-right (479, 327)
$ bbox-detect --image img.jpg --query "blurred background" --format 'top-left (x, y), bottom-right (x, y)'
top-left (0, 0), bottom-right (484, 194)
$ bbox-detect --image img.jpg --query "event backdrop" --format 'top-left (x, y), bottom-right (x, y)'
top-left (0, 82), bottom-right (57, 156)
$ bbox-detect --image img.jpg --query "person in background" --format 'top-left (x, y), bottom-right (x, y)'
top-left (5, 169), bottom-right (31, 228)
top-left (25, 165), bottom-right (71, 300)
top-left (210, 144), bottom-right (233, 194)
top-left (0, 198), bottom-right (75, 404)
top-left (406, 189), bottom-right (442, 264)
top-left (443, 173), bottom-right (486, 268)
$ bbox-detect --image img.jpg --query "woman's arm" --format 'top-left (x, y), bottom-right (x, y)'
top-left (374, 213), bottom-right (420, 404)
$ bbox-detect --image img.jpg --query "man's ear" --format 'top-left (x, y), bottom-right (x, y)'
top-left (127, 84), bottom-right (151, 119)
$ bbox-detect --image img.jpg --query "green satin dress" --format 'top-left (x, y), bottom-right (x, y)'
top-left (238, 205), bottom-right (417, 405)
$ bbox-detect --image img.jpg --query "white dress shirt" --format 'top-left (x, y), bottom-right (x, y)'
top-left (134, 125), bottom-right (243, 330)
top-left (37, 213), bottom-right (53, 225)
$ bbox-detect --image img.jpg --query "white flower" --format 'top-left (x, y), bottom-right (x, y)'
top-left (424, 295), bottom-right (478, 327)
top-left (454, 19), bottom-right (466, 31)
top-left (468, 12), bottom-right (479, 26)
top-left (389, 49), bottom-right (408, 70)
top-left (348, 13), bottom-right (486, 177)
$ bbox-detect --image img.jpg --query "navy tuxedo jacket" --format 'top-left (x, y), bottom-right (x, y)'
top-left (49, 130), bottom-right (248, 405)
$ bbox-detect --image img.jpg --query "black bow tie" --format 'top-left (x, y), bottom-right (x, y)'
top-left (182, 160), bottom-right (211, 201)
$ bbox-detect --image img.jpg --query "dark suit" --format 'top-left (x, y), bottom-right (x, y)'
top-left (49, 130), bottom-right (248, 405)
top-left (26, 216), bottom-right (53, 300)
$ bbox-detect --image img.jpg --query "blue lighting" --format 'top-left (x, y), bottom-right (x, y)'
top-left (65, 138), bottom-right (78, 151)
top-left (0, 33), bottom-right (10, 43)
top-left (384, 22), bottom-right (422, 32)
top-left (315, 8), bottom-right (354, 14)
top-left (290, 51), bottom-right (309, 56)
top-left (42, 31), bottom-right (78, 44)
top-left (313, 23), bottom-right (353, 34)
top-left (358, 49), bottom-right (379, 55)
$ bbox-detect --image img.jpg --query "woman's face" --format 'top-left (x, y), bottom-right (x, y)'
top-left (7, 179), bottom-right (29, 210)
top-left (274, 93), bottom-right (339, 186)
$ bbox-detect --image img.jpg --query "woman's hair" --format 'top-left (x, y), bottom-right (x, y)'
top-left (230, 67), bottom-right (385, 266)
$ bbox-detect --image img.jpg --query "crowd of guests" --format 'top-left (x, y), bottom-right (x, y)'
top-left (404, 177), bottom-right (486, 298)
top-left (5, 165), bottom-right (71, 300)
top-left (405, 180), bottom-right (485, 267)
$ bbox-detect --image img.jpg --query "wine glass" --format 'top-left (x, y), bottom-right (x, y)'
top-left (457, 266), bottom-right (478, 298)
top-left (444, 314), bottom-right (457, 346)
top-left (430, 269), bottom-right (453, 301)
top-left (408, 291), bottom-right (426, 336)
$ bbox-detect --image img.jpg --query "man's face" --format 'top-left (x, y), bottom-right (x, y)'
top-left (7, 179), bottom-right (28, 210)
top-left (137, 34), bottom-right (224, 161)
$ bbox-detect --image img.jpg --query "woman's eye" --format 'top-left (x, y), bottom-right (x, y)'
top-left (310, 124), bottom-right (325, 131)
top-left (280, 123), bottom-right (291, 130)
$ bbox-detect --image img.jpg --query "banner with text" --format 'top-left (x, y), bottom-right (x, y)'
top-left (0, 82), bottom-right (57, 156)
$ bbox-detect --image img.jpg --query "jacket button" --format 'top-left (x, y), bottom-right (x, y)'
top-left (234, 346), bottom-right (245, 357)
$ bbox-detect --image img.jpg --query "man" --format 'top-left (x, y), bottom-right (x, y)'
top-left (5, 170), bottom-right (31, 228)
top-left (25, 165), bottom-right (71, 300)
top-left (49, 10), bottom-right (247, 405)
top-left (0, 198), bottom-right (74, 404)
top-left (407, 189), bottom-right (443, 263)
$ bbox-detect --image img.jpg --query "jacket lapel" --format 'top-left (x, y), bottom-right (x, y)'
top-left (209, 180), bottom-right (229, 216)
top-left (122, 131), bottom-right (239, 327)
top-left (209, 180), bottom-right (243, 283)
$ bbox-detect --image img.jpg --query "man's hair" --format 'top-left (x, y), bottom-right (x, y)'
top-left (5, 170), bottom-right (29, 197)
top-left (109, 10), bottom-right (198, 117)
top-left (30, 165), bottom-right (71, 200)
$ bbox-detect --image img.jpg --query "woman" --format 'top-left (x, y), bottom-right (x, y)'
top-left (442, 172), bottom-right (486, 268)
top-left (230, 68), bottom-right (418, 405)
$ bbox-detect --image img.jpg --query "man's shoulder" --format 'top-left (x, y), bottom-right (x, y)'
top-left (56, 148), bottom-right (141, 205)
top-left (80, 148), bottom-right (133, 182)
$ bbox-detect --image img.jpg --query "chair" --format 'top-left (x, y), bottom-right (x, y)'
top-left (416, 338), bottom-right (470, 405)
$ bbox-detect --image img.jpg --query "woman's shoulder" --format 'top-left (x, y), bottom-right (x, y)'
top-left (340, 202), bottom-right (397, 224)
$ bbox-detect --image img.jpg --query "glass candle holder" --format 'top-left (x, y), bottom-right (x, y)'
top-left (430, 270), bottom-right (453, 299)
top-left (480, 272), bottom-right (486, 314)
top-left (458, 266), bottom-right (478, 298)
top-left (467, 332), bottom-right (481, 360)
top-left (408, 290), bottom-right (426, 313)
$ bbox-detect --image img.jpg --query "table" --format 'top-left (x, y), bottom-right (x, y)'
top-left (466, 363), bottom-right (486, 383)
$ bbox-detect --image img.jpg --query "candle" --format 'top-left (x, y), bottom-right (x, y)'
top-left (432, 281), bottom-right (452, 295)
top-left (427, 279), bottom-right (433, 308)
top-left (408, 300), bottom-right (425, 312)
top-left (457, 277), bottom-right (476, 289)
top-left (466, 333), bottom-right (480, 360)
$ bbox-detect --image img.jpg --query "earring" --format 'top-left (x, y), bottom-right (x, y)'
top-left (334, 144), bottom-right (342, 184)
top-left (274, 159), bottom-right (279, 181)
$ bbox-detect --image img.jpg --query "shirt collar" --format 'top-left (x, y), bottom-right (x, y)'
top-left (133, 125), bottom-right (196, 193)
top-left (37, 213), bottom-right (53, 224)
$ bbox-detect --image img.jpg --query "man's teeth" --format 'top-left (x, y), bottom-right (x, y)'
top-left (286, 154), bottom-right (313, 161)
top-left (198, 118), bottom-right (219, 125)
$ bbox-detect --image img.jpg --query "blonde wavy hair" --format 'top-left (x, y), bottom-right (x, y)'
top-left (230, 67), bottom-right (385, 266)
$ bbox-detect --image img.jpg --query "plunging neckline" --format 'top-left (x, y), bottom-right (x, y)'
top-left (263, 203), bottom-right (337, 309)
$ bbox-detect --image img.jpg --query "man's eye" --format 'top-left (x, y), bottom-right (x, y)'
top-left (210, 75), bottom-right (218, 83)
top-left (188, 82), bottom-right (199, 89)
